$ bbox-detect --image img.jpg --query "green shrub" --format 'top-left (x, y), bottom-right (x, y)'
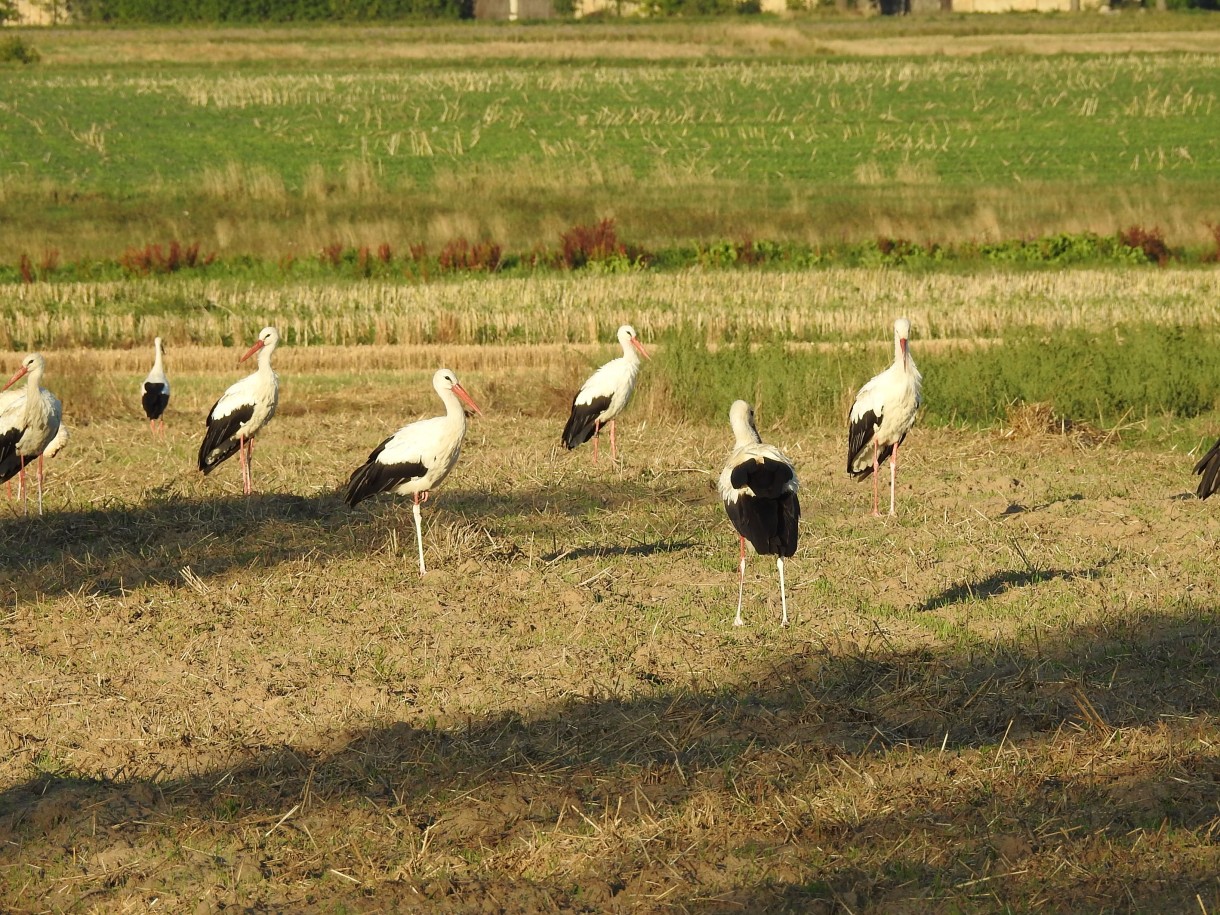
top-left (0, 36), bottom-right (40, 64)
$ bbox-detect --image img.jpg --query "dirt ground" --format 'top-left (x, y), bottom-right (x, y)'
top-left (1, 352), bottom-right (1218, 913)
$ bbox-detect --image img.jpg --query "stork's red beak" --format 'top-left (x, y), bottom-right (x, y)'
top-left (900, 337), bottom-right (909, 366)
top-left (632, 337), bottom-right (651, 360)
top-left (239, 338), bottom-right (266, 364)
top-left (454, 383), bottom-right (483, 417)
top-left (2, 365), bottom-right (29, 391)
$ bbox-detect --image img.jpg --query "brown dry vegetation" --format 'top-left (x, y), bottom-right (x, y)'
top-left (5, 267), bottom-right (1219, 351)
top-left (2, 348), bottom-right (1219, 913)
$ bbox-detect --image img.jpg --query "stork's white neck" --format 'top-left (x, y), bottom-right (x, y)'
top-left (729, 403), bottom-right (762, 448)
top-left (256, 343), bottom-right (276, 373)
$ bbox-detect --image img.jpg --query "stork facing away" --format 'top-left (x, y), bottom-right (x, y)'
top-left (562, 324), bottom-right (650, 464)
top-left (198, 326), bottom-right (280, 495)
top-left (847, 317), bottom-right (923, 516)
top-left (719, 400), bottom-right (800, 628)
top-left (344, 368), bottom-right (482, 575)
top-left (1, 353), bottom-right (63, 516)
top-left (142, 336), bottom-right (170, 438)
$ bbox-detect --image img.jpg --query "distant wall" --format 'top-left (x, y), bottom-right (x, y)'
top-left (475, 0), bottom-right (557, 17)
top-left (11, 0), bottom-right (68, 24)
top-left (953, 0), bottom-right (1101, 10)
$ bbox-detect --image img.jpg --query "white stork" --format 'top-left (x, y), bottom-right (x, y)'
top-left (1, 353), bottom-right (64, 516)
top-left (344, 368), bottom-right (482, 575)
top-left (562, 324), bottom-right (650, 464)
top-left (847, 317), bottom-right (923, 517)
top-left (141, 336), bottom-right (170, 437)
top-left (1195, 436), bottom-right (1220, 500)
top-left (719, 400), bottom-right (800, 628)
top-left (198, 326), bottom-right (280, 495)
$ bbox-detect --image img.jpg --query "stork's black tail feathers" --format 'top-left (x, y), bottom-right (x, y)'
top-left (197, 405), bottom-right (251, 474)
top-left (562, 396), bottom-right (610, 450)
top-left (1195, 436), bottom-right (1220, 500)
top-left (725, 458), bottom-right (800, 558)
top-left (343, 433), bottom-right (433, 508)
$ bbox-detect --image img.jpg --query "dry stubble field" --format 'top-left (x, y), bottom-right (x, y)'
top-left (1, 344), bottom-right (1219, 913)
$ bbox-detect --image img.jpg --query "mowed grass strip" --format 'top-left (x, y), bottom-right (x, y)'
top-left (5, 266), bottom-right (1219, 349)
top-left (0, 357), bottom-right (1218, 912)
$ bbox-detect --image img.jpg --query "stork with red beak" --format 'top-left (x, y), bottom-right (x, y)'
top-left (847, 317), bottom-right (923, 517)
top-left (1, 352), bottom-right (63, 516)
top-left (562, 324), bottom-right (650, 464)
top-left (198, 326), bottom-right (280, 495)
top-left (344, 368), bottom-right (482, 575)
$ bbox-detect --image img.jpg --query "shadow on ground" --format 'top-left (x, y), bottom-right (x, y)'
top-left (2, 601), bottom-right (1218, 912)
top-left (0, 480), bottom-right (663, 601)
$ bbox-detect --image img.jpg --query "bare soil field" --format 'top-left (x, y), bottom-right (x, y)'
top-left (2, 348), bottom-right (1219, 912)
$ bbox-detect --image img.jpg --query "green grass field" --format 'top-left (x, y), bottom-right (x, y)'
top-left (4, 18), bottom-right (1220, 261)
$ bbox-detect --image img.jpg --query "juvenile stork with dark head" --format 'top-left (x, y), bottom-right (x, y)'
top-left (719, 400), bottom-right (800, 628)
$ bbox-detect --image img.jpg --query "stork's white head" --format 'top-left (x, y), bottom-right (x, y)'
top-left (729, 399), bottom-right (761, 446)
top-left (434, 368), bottom-right (482, 417)
top-left (617, 324), bottom-right (650, 361)
top-left (154, 336), bottom-right (164, 353)
top-left (240, 326), bottom-right (280, 364)
top-left (894, 317), bottom-right (912, 367)
top-left (3, 352), bottom-right (45, 392)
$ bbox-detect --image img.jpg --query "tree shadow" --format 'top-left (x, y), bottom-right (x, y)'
top-left (2, 605), bottom-right (1218, 911)
top-left (0, 478), bottom-right (691, 602)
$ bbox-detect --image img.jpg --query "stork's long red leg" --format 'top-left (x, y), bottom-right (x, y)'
top-left (237, 435), bottom-right (249, 495)
top-left (592, 420), bottom-right (601, 465)
top-left (18, 455), bottom-right (27, 516)
top-left (871, 438), bottom-right (881, 517)
top-left (244, 437), bottom-right (255, 495)
top-left (889, 441), bottom-right (899, 516)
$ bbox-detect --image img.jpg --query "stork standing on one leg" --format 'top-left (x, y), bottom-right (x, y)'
top-left (141, 336), bottom-right (170, 438)
top-left (344, 368), bottom-right (482, 575)
top-left (719, 400), bottom-right (800, 628)
top-left (847, 317), bottom-right (923, 517)
top-left (0, 353), bottom-right (63, 516)
top-left (562, 324), bottom-right (649, 464)
top-left (198, 326), bottom-right (280, 495)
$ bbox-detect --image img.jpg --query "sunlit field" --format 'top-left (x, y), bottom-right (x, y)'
top-left (3, 16), bottom-right (1220, 914)
top-left (3, 19), bottom-right (1220, 261)
top-left (2, 334), bottom-right (1219, 911)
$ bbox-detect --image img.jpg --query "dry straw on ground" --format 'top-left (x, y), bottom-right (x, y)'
top-left (1, 351), bottom-right (1218, 912)
top-left (4, 267), bottom-right (1218, 351)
